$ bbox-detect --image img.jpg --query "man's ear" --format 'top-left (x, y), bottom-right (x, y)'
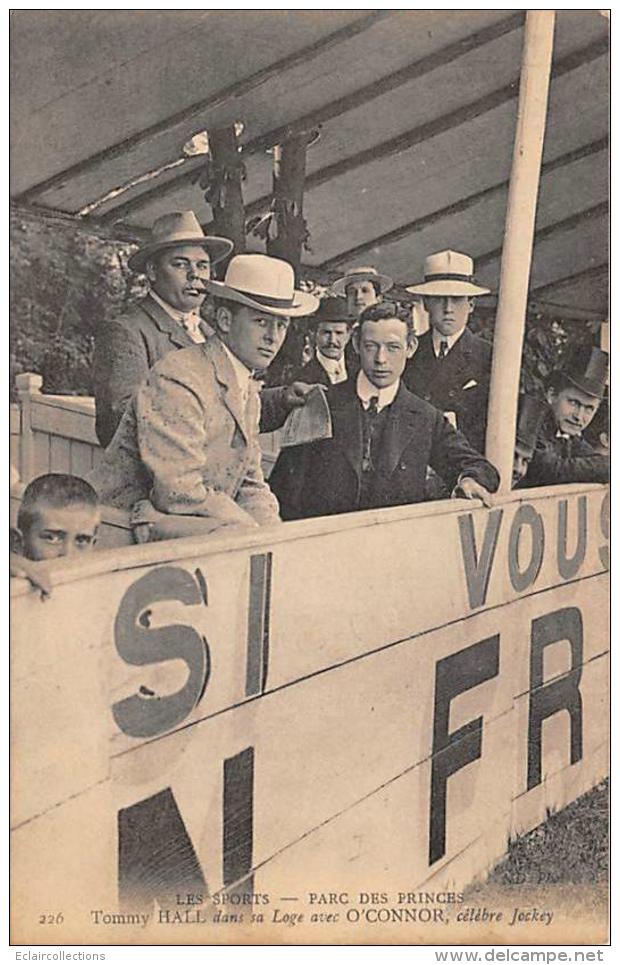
top-left (406, 333), bottom-right (418, 359)
top-left (546, 386), bottom-right (557, 406)
top-left (467, 296), bottom-right (476, 318)
top-left (10, 527), bottom-right (23, 555)
top-left (145, 258), bottom-right (157, 285)
top-left (352, 327), bottom-right (361, 356)
top-left (215, 305), bottom-right (234, 335)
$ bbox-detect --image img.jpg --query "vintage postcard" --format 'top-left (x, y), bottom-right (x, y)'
top-left (9, 7), bottom-right (609, 949)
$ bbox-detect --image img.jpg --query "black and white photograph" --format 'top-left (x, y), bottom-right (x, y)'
top-left (9, 7), bottom-right (610, 950)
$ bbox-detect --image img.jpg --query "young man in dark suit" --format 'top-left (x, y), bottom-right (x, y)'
top-left (269, 301), bottom-right (499, 520)
top-left (403, 250), bottom-right (492, 453)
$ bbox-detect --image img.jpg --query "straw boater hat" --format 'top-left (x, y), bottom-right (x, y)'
top-left (551, 346), bottom-right (608, 400)
top-left (206, 254), bottom-right (319, 317)
top-left (406, 250), bottom-right (490, 297)
top-left (128, 210), bottom-right (233, 273)
top-left (330, 266), bottom-right (393, 297)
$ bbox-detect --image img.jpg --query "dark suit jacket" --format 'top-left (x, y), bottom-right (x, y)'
top-left (289, 354), bottom-right (348, 387)
top-left (269, 379), bottom-right (500, 520)
top-left (93, 294), bottom-right (290, 447)
top-left (522, 409), bottom-right (610, 487)
top-left (402, 327), bottom-right (492, 452)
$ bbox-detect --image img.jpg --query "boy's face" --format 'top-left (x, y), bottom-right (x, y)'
top-left (355, 317), bottom-right (415, 389)
top-left (22, 502), bottom-right (100, 561)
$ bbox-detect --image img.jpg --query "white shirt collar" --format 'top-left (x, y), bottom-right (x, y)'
top-left (316, 351), bottom-right (347, 384)
top-left (356, 369), bottom-right (400, 412)
top-left (432, 326), bottom-right (466, 357)
top-left (150, 289), bottom-right (206, 342)
top-left (221, 342), bottom-right (253, 402)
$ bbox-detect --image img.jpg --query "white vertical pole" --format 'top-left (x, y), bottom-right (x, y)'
top-left (485, 11), bottom-right (556, 491)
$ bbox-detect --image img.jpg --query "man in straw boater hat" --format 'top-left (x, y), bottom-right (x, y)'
top-left (403, 250), bottom-right (492, 453)
top-left (93, 211), bottom-right (311, 447)
top-left (521, 346), bottom-right (610, 487)
top-left (89, 254), bottom-right (319, 541)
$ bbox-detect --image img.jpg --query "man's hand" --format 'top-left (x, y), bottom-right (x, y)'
top-left (453, 477), bottom-right (495, 508)
top-left (282, 382), bottom-right (316, 411)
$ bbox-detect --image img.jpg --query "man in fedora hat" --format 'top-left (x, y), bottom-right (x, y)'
top-left (291, 296), bottom-right (356, 386)
top-left (93, 211), bottom-right (310, 448)
top-left (269, 301), bottom-right (499, 521)
top-left (403, 249), bottom-right (492, 453)
top-left (90, 254), bottom-right (319, 540)
top-left (522, 346), bottom-right (609, 487)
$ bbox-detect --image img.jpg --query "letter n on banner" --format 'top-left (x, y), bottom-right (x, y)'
top-left (118, 747), bottom-right (255, 910)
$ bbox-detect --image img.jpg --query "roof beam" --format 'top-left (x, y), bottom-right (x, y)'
top-left (239, 38), bottom-right (607, 225)
top-left (15, 10), bottom-right (391, 205)
top-left (530, 262), bottom-right (608, 297)
top-left (96, 11), bottom-right (526, 223)
top-left (318, 136), bottom-right (608, 269)
top-left (475, 200), bottom-right (609, 269)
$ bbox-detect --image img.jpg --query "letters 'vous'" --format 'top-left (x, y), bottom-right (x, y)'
top-left (458, 493), bottom-right (609, 610)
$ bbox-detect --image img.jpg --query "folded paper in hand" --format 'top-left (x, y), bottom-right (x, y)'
top-left (280, 385), bottom-right (333, 448)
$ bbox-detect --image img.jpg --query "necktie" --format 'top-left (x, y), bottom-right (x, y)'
top-left (181, 313), bottom-right (204, 342)
top-left (362, 396), bottom-right (379, 473)
top-left (438, 340), bottom-right (449, 359)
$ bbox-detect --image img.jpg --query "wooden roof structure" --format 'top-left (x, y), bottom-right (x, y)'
top-left (10, 9), bottom-right (609, 317)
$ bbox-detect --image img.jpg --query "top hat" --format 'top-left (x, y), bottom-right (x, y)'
top-left (128, 211), bottom-right (233, 273)
top-left (205, 254), bottom-right (319, 317)
top-left (311, 296), bottom-right (357, 327)
top-left (515, 395), bottom-right (547, 458)
top-left (553, 346), bottom-right (608, 400)
top-left (406, 250), bottom-right (490, 297)
top-left (330, 266), bottom-right (393, 297)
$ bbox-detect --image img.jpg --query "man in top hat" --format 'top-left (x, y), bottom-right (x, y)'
top-left (290, 297), bottom-right (356, 386)
top-left (269, 300), bottom-right (499, 521)
top-left (93, 211), bottom-right (311, 447)
top-left (522, 346), bottom-right (610, 487)
top-left (89, 254), bottom-right (319, 540)
top-left (512, 395), bottom-right (547, 487)
top-left (403, 250), bottom-right (492, 453)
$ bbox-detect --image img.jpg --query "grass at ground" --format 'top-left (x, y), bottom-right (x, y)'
top-left (487, 778), bottom-right (609, 886)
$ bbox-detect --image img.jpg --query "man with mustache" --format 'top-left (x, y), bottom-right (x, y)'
top-left (90, 254), bottom-right (318, 540)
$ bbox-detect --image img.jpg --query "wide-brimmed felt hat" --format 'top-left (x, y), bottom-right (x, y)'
top-left (205, 254), bottom-right (319, 317)
top-left (311, 296), bottom-right (357, 327)
top-left (330, 266), bottom-right (393, 297)
top-left (406, 250), bottom-right (490, 297)
top-left (128, 210), bottom-right (233, 272)
top-left (552, 346), bottom-right (608, 400)
top-left (515, 395), bottom-right (547, 458)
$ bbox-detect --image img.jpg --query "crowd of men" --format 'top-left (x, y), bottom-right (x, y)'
top-left (11, 208), bottom-right (610, 590)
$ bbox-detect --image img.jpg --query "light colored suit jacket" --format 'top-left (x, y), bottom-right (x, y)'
top-left (89, 337), bottom-right (280, 526)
